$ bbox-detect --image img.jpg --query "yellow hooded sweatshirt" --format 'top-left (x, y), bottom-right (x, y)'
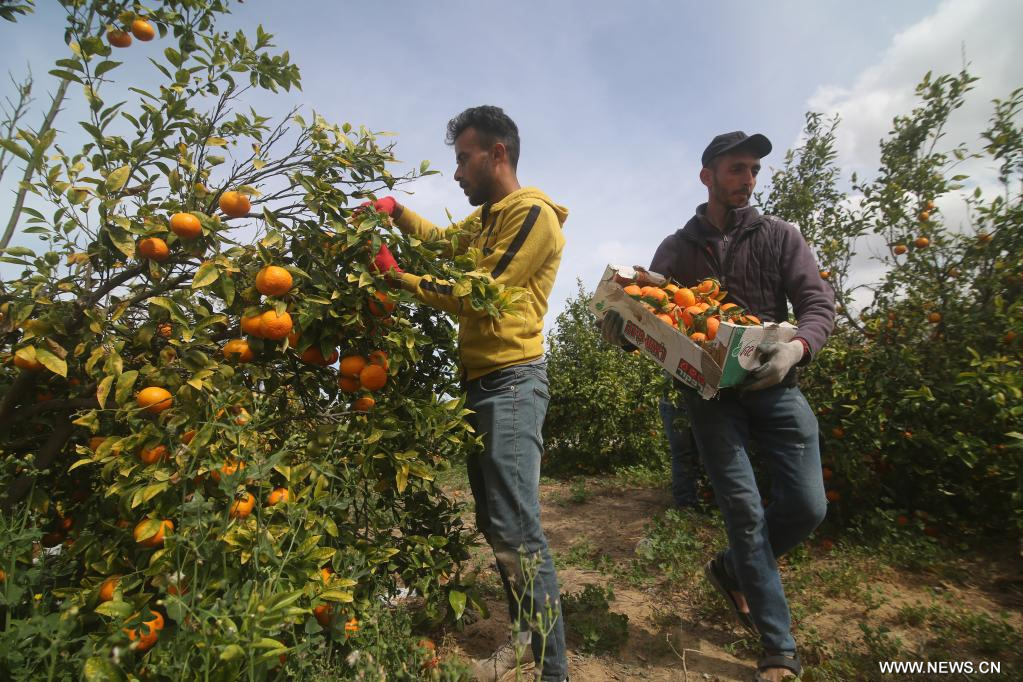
top-left (395, 187), bottom-right (568, 380)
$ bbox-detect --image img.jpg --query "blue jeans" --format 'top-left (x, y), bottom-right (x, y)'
top-left (465, 361), bottom-right (567, 681)
top-left (681, 384), bottom-right (827, 656)
top-left (658, 398), bottom-right (700, 508)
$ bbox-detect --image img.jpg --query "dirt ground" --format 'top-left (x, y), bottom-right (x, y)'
top-left (442, 479), bottom-right (1023, 682)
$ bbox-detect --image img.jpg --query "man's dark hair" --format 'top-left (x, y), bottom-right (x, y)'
top-left (446, 105), bottom-right (520, 169)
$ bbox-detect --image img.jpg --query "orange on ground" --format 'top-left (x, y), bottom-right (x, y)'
top-left (223, 338), bottom-right (255, 362)
top-left (136, 386), bottom-right (173, 414)
top-left (339, 355), bottom-right (368, 378)
top-left (368, 350), bottom-right (389, 369)
top-left (258, 310), bottom-right (293, 341)
top-left (255, 265), bottom-right (293, 297)
top-left (359, 363), bottom-right (387, 391)
top-left (229, 492), bottom-right (255, 519)
top-left (240, 312), bottom-right (263, 337)
top-left (107, 29), bottom-right (132, 47)
top-left (139, 444), bottom-right (168, 465)
top-left (219, 190), bottom-right (251, 218)
top-left (98, 576), bottom-right (120, 602)
top-left (353, 396), bottom-right (375, 413)
top-left (267, 487), bottom-right (290, 506)
top-left (130, 18), bottom-right (155, 41)
top-left (300, 346), bottom-right (339, 366)
top-left (368, 290), bottom-right (395, 316)
top-left (338, 375), bottom-right (361, 393)
top-left (134, 518), bottom-right (173, 548)
top-left (169, 212), bottom-right (202, 239)
top-left (138, 237), bottom-right (169, 262)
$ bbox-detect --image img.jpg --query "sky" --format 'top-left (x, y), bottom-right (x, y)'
top-left (2, 0), bottom-right (1021, 331)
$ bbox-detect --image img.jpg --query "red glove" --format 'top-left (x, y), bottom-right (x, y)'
top-left (372, 196), bottom-right (398, 216)
top-left (372, 243), bottom-right (403, 275)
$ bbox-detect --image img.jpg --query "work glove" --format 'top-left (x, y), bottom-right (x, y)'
top-left (372, 243), bottom-right (403, 276)
top-left (599, 310), bottom-right (628, 347)
top-left (355, 196), bottom-right (399, 217)
top-left (743, 340), bottom-right (806, 391)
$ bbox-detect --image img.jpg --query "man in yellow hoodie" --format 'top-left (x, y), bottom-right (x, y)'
top-left (370, 105), bottom-right (569, 682)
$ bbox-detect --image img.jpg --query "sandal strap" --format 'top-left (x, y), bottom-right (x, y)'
top-left (757, 652), bottom-right (802, 677)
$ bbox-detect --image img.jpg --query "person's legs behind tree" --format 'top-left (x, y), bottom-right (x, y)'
top-left (659, 391), bottom-right (700, 508)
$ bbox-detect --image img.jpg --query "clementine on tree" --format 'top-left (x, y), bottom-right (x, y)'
top-left (353, 396), bottom-right (375, 412)
top-left (13, 354), bottom-right (43, 371)
top-left (368, 290), bottom-right (395, 316)
top-left (258, 310), bottom-right (293, 340)
top-left (107, 29), bottom-right (132, 48)
top-left (338, 375), bottom-right (360, 393)
top-left (368, 349), bottom-right (389, 369)
top-left (169, 212), bottom-right (202, 239)
top-left (339, 354), bottom-right (368, 378)
top-left (98, 575), bottom-right (120, 602)
top-left (240, 311), bottom-right (264, 337)
top-left (223, 338), bottom-right (255, 362)
top-left (267, 487), bottom-right (290, 506)
top-left (219, 190), bottom-right (251, 217)
top-left (359, 363), bottom-right (387, 391)
top-left (300, 346), bottom-right (338, 366)
top-left (138, 444), bottom-right (168, 465)
top-left (157, 322), bottom-right (173, 338)
top-left (229, 491), bottom-right (255, 519)
top-left (255, 265), bottom-right (293, 296)
top-left (134, 518), bottom-right (173, 548)
top-left (130, 18), bottom-right (155, 41)
top-left (138, 237), bottom-right (169, 262)
top-left (136, 386), bottom-right (173, 414)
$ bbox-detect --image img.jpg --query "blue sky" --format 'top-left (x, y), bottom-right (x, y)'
top-left (2, 0), bottom-right (1021, 327)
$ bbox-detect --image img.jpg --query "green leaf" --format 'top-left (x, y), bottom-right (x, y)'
top-left (219, 645), bottom-right (245, 662)
top-left (131, 482), bottom-right (169, 508)
top-left (0, 139), bottom-right (31, 163)
top-left (319, 590), bottom-right (354, 603)
top-left (34, 347), bottom-right (67, 377)
top-left (95, 600), bottom-right (133, 618)
top-left (448, 589), bottom-right (467, 620)
top-left (192, 261), bottom-right (219, 289)
top-left (105, 165), bottom-right (130, 192)
top-left (115, 370), bottom-right (139, 406)
top-left (96, 375), bottom-right (114, 409)
top-left (205, 136), bottom-right (228, 147)
top-left (93, 60), bottom-right (122, 77)
top-left (105, 224), bottom-right (135, 259)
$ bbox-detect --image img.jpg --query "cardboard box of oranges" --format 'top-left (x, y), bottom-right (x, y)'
top-left (590, 265), bottom-right (797, 399)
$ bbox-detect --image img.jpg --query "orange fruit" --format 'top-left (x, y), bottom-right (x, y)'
top-left (13, 354), bottom-right (43, 371)
top-left (673, 287), bottom-right (696, 308)
top-left (89, 436), bottom-right (107, 452)
top-left (339, 355), bottom-right (368, 378)
top-left (180, 430), bottom-right (196, 445)
top-left (623, 284), bottom-right (642, 299)
top-left (655, 313), bottom-right (675, 327)
top-left (368, 350), bottom-right (389, 370)
top-left (136, 386), bottom-right (173, 414)
top-left (287, 331), bottom-right (300, 346)
top-left (825, 490), bottom-right (841, 503)
top-left (255, 265), bottom-right (293, 297)
top-left (98, 575), bottom-right (120, 602)
top-left (139, 444), bottom-right (168, 465)
top-left (134, 518), bottom-right (173, 548)
top-left (831, 426), bottom-right (845, 439)
top-left (694, 278), bottom-right (720, 298)
top-left (640, 286), bottom-right (668, 307)
top-left (820, 538), bottom-right (835, 552)
top-left (353, 396), bottom-right (375, 412)
top-left (914, 236), bottom-right (930, 249)
top-left (229, 491), bottom-right (255, 519)
top-left (918, 210), bottom-right (930, 222)
top-left (138, 237), bottom-right (169, 262)
top-left (240, 312), bottom-right (264, 337)
top-left (258, 310), bottom-right (293, 341)
top-left (124, 610), bottom-right (164, 652)
top-left (893, 244), bottom-right (908, 255)
top-left (679, 304), bottom-right (703, 330)
top-left (130, 18), bottom-right (155, 41)
top-left (300, 346), bottom-right (339, 366)
top-left (313, 603), bottom-right (334, 628)
top-left (320, 567), bottom-right (333, 583)
top-left (739, 314), bottom-right (761, 325)
top-left (169, 212), bottom-right (202, 239)
top-left (210, 459), bottom-right (245, 482)
top-left (338, 375), bottom-right (361, 393)
top-left (107, 29), bottom-right (132, 48)
top-left (977, 232), bottom-right (992, 244)
top-left (688, 331), bottom-right (707, 344)
top-left (223, 338), bottom-right (255, 362)
top-left (157, 322), bottom-right (173, 338)
top-left (819, 270), bottom-right (830, 280)
top-left (359, 363), bottom-right (387, 391)
top-left (368, 290), bottom-right (396, 316)
top-left (267, 487), bottom-right (290, 506)
top-left (705, 316), bottom-right (720, 341)
top-left (927, 311), bottom-right (942, 324)
top-left (219, 190), bottom-right (251, 218)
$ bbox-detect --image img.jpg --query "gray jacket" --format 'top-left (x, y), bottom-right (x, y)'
top-left (649, 203), bottom-right (834, 358)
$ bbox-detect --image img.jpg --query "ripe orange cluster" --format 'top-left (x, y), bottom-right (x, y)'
top-left (617, 276), bottom-right (761, 344)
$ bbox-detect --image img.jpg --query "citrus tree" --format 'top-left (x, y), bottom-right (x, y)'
top-left (0, 2), bottom-right (511, 679)
top-left (543, 281), bottom-right (668, 475)
top-left (760, 69), bottom-right (1023, 543)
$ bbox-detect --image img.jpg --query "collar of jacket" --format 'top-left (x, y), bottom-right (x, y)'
top-left (681, 203), bottom-right (765, 242)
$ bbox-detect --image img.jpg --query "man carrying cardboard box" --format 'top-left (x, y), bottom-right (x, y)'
top-left (367, 106), bottom-right (569, 682)
top-left (601, 131), bottom-right (834, 681)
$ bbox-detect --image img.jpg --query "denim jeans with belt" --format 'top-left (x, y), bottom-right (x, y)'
top-left (465, 360), bottom-right (567, 681)
top-left (681, 383), bottom-right (827, 656)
